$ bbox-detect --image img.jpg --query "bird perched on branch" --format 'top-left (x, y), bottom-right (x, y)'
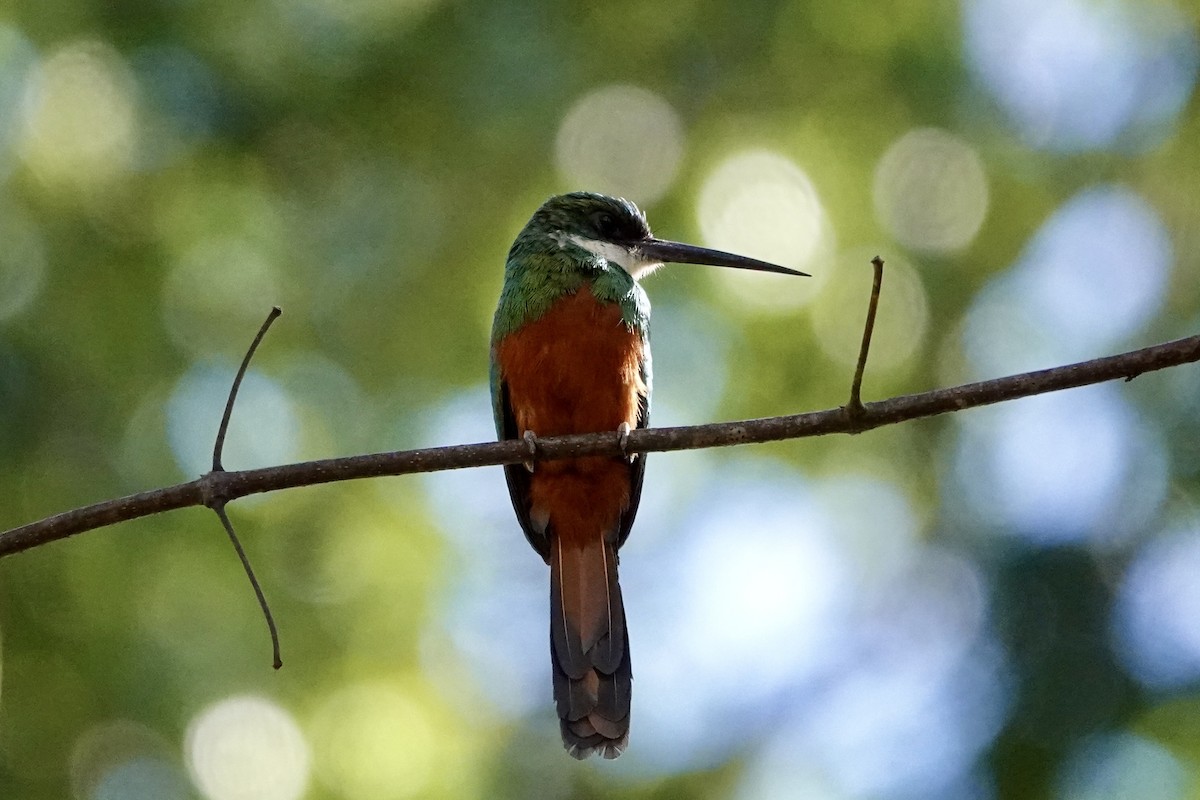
top-left (490, 192), bottom-right (806, 759)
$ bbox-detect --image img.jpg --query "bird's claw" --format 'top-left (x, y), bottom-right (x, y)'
top-left (617, 422), bottom-right (635, 463)
top-left (523, 430), bottom-right (538, 473)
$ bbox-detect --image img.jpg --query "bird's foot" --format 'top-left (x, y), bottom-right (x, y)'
top-left (523, 430), bottom-right (538, 473)
top-left (617, 422), bottom-right (636, 463)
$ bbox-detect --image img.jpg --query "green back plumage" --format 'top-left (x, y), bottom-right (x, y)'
top-left (490, 193), bottom-right (652, 343)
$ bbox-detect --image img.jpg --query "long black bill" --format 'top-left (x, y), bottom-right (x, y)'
top-left (636, 238), bottom-right (810, 277)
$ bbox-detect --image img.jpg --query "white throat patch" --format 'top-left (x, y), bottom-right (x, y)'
top-left (560, 233), bottom-right (663, 279)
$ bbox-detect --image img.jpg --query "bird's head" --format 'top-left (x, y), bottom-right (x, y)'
top-left (512, 192), bottom-right (809, 280)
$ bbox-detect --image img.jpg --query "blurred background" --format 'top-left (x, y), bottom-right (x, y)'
top-left (1, 0), bottom-right (1199, 798)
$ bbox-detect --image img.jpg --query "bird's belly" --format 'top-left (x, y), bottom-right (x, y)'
top-left (496, 286), bottom-right (646, 540)
top-left (496, 287), bottom-right (646, 438)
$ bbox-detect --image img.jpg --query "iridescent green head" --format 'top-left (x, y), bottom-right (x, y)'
top-left (508, 191), bottom-right (809, 281)
top-left (493, 192), bottom-right (807, 342)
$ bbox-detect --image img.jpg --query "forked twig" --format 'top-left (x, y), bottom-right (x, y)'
top-left (205, 306), bottom-right (284, 669)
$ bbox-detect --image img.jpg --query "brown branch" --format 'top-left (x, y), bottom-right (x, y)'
top-left (1, 332), bottom-right (1198, 559)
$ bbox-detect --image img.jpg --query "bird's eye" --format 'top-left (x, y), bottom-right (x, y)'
top-left (591, 211), bottom-right (617, 237)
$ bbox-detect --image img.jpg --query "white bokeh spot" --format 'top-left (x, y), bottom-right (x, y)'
top-left (185, 695), bottom-right (309, 800)
top-left (873, 127), bottom-right (989, 253)
top-left (555, 84), bottom-right (684, 205)
top-left (697, 149), bottom-right (830, 310)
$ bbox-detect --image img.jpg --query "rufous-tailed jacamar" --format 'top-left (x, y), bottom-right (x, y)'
top-left (490, 192), bottom-right (805, 759)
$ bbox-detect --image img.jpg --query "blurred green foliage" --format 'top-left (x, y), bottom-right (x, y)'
top-left (2, 0), bottom-right (1200, 799)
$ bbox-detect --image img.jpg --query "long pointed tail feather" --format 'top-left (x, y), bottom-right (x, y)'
top-left (550, 535), bottom-right (631, 759)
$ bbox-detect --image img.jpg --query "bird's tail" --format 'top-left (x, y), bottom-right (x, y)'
top-left (549, 533), bottom-right (631, 759)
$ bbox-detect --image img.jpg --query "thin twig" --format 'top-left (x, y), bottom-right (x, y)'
top-left (206, 306), bottom-right (284, 669)
top-left (213, 502), bottom-right (282, 669)
top-left (214, 306), bottom-right (282, 471)
top-left (1, 332), bottom-right (1198, 559)
top-left (847, 256), bottom-right (884, 418)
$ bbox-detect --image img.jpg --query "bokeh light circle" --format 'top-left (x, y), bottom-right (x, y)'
top-left (873, 127), bottom-right (989, 253)
top-left (555, 84), bottom-right (684, 204)
top-left (1016, 186), bottom-right (1170, 350)
top-left (629, 466), bottom-right (850, 765)
top-left (795, 548), bottom-right (1007, 799)
top-left (310, 682), bottom-right (438, 799)
top-left (19, 39), bottom-right (137, 189)
top-left (166, 364), bottom-right (300, 476)
top-left (697, 149), bottom-right (830, 310)
top-left (952, 385), bottom-right (1167, 547)
top-left (1113, 527), bottom-right (1200, 689)
top-left (419, 387), bottom-right (547, 719)
top-left (963, 0), bottom-right (1199, 151)
top-left (184, 695), bottom-right (309, 800)
top-left (161, 236), bottom-right (284, 358)
top-left (679, 500), bottom-right (846, 686)
top-left (71, 720), bottom-right (187, 800)
top-left (811, 250), bottom-right (928, 371)
top-left (964, 184), bottom-right (1171, 377)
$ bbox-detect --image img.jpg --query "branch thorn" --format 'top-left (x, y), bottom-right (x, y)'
top-left (847, 256), bottom-right (885, 422)
top-left (212, 501), bottom-right (283, 669)
top-left (213, 306), bottom-right (282, 472)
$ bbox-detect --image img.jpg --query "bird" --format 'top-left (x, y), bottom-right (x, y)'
top-left (490, 192), bottom-right (806, 759)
